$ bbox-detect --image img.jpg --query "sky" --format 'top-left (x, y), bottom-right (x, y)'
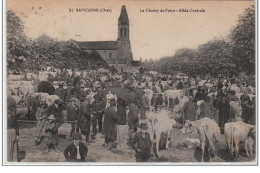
top-left (7, 0), bottom-right (254, 61)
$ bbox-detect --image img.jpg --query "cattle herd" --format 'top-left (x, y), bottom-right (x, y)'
top-left (7, 67), bottom-right (256, 162)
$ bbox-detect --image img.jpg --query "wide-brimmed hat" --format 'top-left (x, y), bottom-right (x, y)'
top-left (72, 132), bottom-right (82, 140)
top-left (47, 114), bottom-right (56, 120)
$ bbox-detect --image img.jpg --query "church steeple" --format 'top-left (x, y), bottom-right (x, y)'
top-left (118, 5), bottom-right (129, 40)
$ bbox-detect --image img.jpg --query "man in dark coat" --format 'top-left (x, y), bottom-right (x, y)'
top-left (92, 98), bottom-right (105, 137)
top-left (54, 84), bottom-right (65, 101)
top-left (46, 99), bottom-right (65, 134)
top-left (67, 98), bottom-right (80, 138)
top-left (131, 123), bottom-right (152, 162)
top-left (117, 97), bottom-right (127, 125)
top-left (217, 96), bottom-right (230, 129)
top-left (64, 132), bottom-right (88, 162)
top-left (65, 83), bottom-right (74, 102)
top-left (103, 99), bottom-right (118, 150)
top-left (78, 96), bottom-right (93, 142)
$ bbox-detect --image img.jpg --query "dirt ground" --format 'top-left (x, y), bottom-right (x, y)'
top-left (17, 122), bottom-right (256, 163)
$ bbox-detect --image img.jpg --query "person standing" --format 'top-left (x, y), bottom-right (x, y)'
top-left (217, 96), bottom-right (230, 129)
top-left (78, 96), bottom-right (93, 142)
top-left (182, 95), bottom-right (197, 121)
top-left (54, 84), bottom-right (65, 101)
top-left (103, 99), bottom-right (118, 150)
top-left (7, 93), bottom-right (19, 162)
top-left (63, 132), bottom-right (88, 162)
top-left (65, 82), bottom-right (74, 102)
top-left (131, 123), bottom-right (152, 162)
top-left (117, 97), bottom-right (127, 125)
top-left (91, 98), bottom-right (105, 138)
top-left (67, 98), bottom-right (80, 138)
top-left (199, 96), bottom-right (214, 119)
top-left (34, 101), bottom-right (48, 143)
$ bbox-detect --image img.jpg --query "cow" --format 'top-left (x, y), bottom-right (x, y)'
top-left (164, 90), bottom-right (184, 110)
top-left (229, 101), bottom-right (242, 120)
top-left (224, 121), bottom-right (255, 160)
top-left (146, 110), bottom-right (176, 158)
top-left (144, 89), bottom-right (153, 107)
top-left (181, 117), bottom-right (221, 162)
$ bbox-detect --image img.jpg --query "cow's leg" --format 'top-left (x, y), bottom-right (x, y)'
top-left (155, 133), bottom-right (160, 158)
top-left (167, 97), bottom-right (170, 110)
top-left (201, 142), bottom-right (205, 162)
top-left (234, 138), bottom-right (239, 161)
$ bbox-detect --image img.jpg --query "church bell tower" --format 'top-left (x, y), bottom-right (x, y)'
top-left (118, 5), bottom-right (129, 41)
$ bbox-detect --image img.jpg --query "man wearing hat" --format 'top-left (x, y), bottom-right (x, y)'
top-left (92, 97), bottom-right (105, 137)
top-left (54, 84), bottom-right (65, 101)
top-left (67, 97), bottom-right (80, 138)
top-left (65, 82), bottom-right (74, 102)
top-left (34, 100), bottom-right (48, 143)
top-left (217, 95), bottom-right (230, 130)
top-left (46, 99), bottom-right (66, 135)
top-left (79, 85), bottom-right (87, 102)
top-left (130, 123), bottom-right (152, 162)
top-left (78, 95), bottom-right (93, 142)
top-left (103, 98), bottom-right (118, 150)
top-left (64, 132), bottom-right (88, 162)
top-left (127, 102), bottom-right (139, 146)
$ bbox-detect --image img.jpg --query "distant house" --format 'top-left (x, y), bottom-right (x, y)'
top-left (75, 5), bottom-right (141, 72)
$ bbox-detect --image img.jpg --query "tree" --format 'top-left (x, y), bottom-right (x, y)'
top-left (230, 5), bottom-right (255, 75)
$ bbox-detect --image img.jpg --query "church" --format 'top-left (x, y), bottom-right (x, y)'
top-left (76, 5), bottom-right (142, 72)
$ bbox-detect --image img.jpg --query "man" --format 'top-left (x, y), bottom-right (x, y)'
top-left (103, 98), bottom-right (118, 150)
top-left (65, 82), bottom-right (74, 102)
top-left (217, 95), bottom-right (230, 129)
top-left (131, 123), bottom-right (152, 162)
top-left (79, 85), bottom-right (87, 103)
top-left (135, 83), bottom-right (145, 108)
top-left (46, 99), bottom-right (65, 135)
top-left (199, 96), bottom-right (214, 119)
top-left (177, 79), bottom-right (183, 90)
top-left (182, 95), bottom-right (197, 121)
top-left (64, 132), bottom-right (88, 162)
top-left (92, 98), bottom-right (105, 137)
top-left (54, 84), bottom-right (65, 101)
top-left (78, 95), bottom-right (93, 142)
top-left (67, 98), bottom-right (80, 138)
top-left (128, 88), bottom-right (137, 106)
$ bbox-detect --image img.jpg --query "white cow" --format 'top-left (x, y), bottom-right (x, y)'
top-left (146, 110), bottom-right (176, 158)
top-left (144, 89), bottom-right (153, 107)
top-left (229, 101), bottom-right (242, 120)
top-left (181, 117), bottom-right (221, 162)
top-left (164, 90), bottom-right (184, 110)
top-left (224, 121), bottom-right (255, 160)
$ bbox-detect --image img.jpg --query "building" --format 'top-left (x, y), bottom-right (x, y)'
top-left (76, 5), bottom-right (141, 73)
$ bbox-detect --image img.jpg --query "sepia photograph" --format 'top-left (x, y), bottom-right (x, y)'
top-left (2, 0), bottom-right (257, 165)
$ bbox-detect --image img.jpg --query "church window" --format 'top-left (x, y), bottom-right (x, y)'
top-left (120, 28), bottom-right (123, 37)
top-left (110, 52), bottom-right (112, 59)
top-left (124, 28), bottom-right (126, 37)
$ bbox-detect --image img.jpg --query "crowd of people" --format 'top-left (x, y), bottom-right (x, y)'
top-left (7, 69), bottom-right (256, 162)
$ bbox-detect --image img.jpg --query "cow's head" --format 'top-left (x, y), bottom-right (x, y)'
top-left (181, 120), bottom-right (193, 134)
top-left (249, 125), bottom-right (256, 140)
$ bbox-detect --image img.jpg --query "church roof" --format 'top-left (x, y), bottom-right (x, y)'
top-left (77, 41), bottom-right (118, 50)
top-left (118, 5), bottom-right (129, 25)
